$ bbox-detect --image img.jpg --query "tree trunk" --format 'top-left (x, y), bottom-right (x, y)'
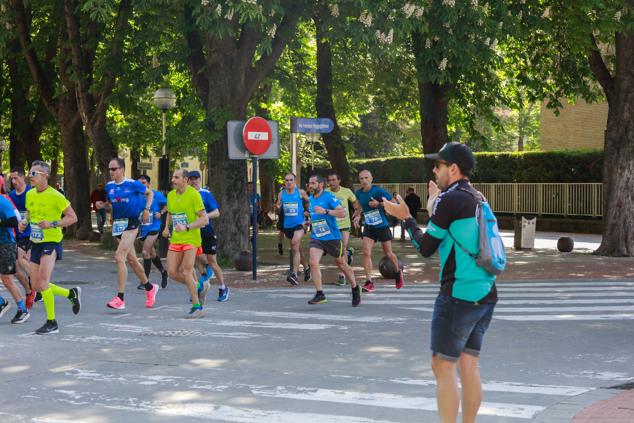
top-left (130, 146), bottom-right (141, 180)
top-left (50, 157), bottom-right (59, 187)
top-left (417, 81), bottom-right (450, 179)
top-left (314, 13), bottom-right (351, 187)
top-left (91, 111), bottom-right (118, 177)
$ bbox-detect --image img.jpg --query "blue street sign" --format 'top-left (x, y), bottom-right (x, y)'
top-left (291, 117), bottom-right (334, 134)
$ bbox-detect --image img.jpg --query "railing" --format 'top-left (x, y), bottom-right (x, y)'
top-left (352, 183), bottom-right (603, 218)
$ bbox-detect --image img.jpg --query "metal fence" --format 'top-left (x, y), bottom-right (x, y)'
top-left (352, 183), bottom-right (603, 217)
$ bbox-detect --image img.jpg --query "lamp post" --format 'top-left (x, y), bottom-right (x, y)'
top-left (153, 88), bottom-right (176, 192)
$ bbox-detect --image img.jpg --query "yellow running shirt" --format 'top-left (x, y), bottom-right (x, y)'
top-left (326, 186), bottom-right (357, 230)
top-left (25, 186), bottom-right (70, 243)
top-left (167, 186), bottom-right (205, 246)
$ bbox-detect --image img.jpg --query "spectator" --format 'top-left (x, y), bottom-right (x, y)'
top-left (91, 183), bottom-right (107, 233)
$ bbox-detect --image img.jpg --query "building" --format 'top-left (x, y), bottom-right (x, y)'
top-left (540, 99), bottom-right (607, 151)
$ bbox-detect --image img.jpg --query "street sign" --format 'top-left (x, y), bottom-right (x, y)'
top-left (243, 116), bottom-right (272, 156)
top-left (227, 120), bottom-right (280, 159)
top-left (137, 162), bottom-right (153, 170)
top-left (291, 117), bottom-right (334, 134)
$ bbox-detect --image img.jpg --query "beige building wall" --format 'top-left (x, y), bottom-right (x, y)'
top-left (540, 99), bottom-right (607, 151)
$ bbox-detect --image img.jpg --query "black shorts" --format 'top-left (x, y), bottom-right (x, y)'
top-left (139, 230), bottom-right (159, 241)
top-left (309, 238), bottom-right (344, 258)
top-left (114, 216), bottom-right (141, 240)
top-left (283, 225), bottom-right (304, 240)
top-left (362, 225), bottom-right (393, 242)
top-left (30, 242), bottom-right (63, 265)
top-left (17, 237), bottom-right (32, 252)
top-left (201, 231), bottom-right (218, 255)
top-left (0, 243), bottom-right (17, 275)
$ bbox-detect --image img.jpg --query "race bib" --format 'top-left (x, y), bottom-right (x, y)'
top-left (29, 224), bottom-right (44, 242)
top-left (140, 211), bottom-right (154, 226)
top-left (172, 212), bottom-right (188, 228)
top-left (312, 220), bottom-right (331, 238)
top-left (364, 209), bottom-right (383, 226)
top-left (283, 202), bottom-right (299, 217)
top-left (19, 211), bottom-right (27, 221)
top-left (112, 218), bottom-right (129, 236)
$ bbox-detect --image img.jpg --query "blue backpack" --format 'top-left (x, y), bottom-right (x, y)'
top-left (448, 188), bottom-right (507, 275)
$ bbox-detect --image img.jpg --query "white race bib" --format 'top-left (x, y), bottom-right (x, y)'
top-left (141, 211), bottom-right (154, 226)
top-left (283, 202), bottom-right (299, 217)
top-left (312, 220), bottom-right (331, 238)
top-left (172, 212), bottom-right (188, 228)
top-left (29, 224), bottom-right (44, 242)
top-left (112, 218), bottom-right (129, 236)
top-left (364, 209), bottom-right (383, 226)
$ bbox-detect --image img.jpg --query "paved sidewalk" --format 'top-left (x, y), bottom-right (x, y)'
top-left (571, 389), bottom-right (634, 422)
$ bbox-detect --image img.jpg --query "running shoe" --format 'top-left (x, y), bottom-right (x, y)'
top-left (362, 280), bottom-right (376, 293)
top-left (107, 296), bottom-right (125, 310)
top-left (218, 286), bottom-right (229, 302)
top-left (0, 300), bottom-right (11, 319)
top-left (35, 319), bottom-right (59, 335)
top-left (186, 305), bottom-right (203, 319)
top-left (199, 281), bottom-right (210, 306)
top-left (197, 273), bottom-right (208, 286)
top-left (205, 265), bottom-right (214, 280)
top-left (308, 292), bottom-right (327, 305)
top-left (304, 267), bottom-right (312, 282)
top-left (395, 270), bottom-right (405, 290)
top-left (161, 270), bottom-right (169, 289)
top-left (145, 283), bottom-right (159, 308)
top-left (352, 284), bottom-right (362, 307)
top-left (277, 243), bottom-right (283, 256)
top-left (347, 248), bottom-right (354, 266)
top-left (34, 292), bottom-right (42, 303)
top-left (11, 309), bottom-right (30, 324)
top-left (25, 290), bottom-right (36, 309)
top-left (69, 287), bottom-right (81, 315)
top-left (335, 274), bottom-right (347, 286)
top-left (286, 272), bottom-right (299, 286)
top-left (137, 283), bottom-right (145, 290)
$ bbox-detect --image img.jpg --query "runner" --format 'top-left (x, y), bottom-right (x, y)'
top-left (137, 175), bottom-right (168, 289)
top-left (8, 167), bottom-right (37, 308)
top-left (326, 171), bottom-right (360, 285)
top-left (96, 158), bottom-right (158, 310)
top-left (275, 172), bottom-right (311, 286)
top-left (352, 170), bottom-right (405, 292)
top-left (18, 160), bottom-right (81, 334)
top-left (0, 188), bottom-right (30, 323)
top-left (162, 169), bottom-right (209, 317)
top-left (187, 171), bottom-right (228, 302)
top-left (306, 174), bottom-right (361, 306)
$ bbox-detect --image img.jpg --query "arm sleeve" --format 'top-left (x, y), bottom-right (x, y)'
top-left (403, 217), bottom-right (441, 257)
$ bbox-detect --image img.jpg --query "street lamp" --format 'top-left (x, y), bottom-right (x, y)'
top-left (152, 88), bottom-right (176, 192)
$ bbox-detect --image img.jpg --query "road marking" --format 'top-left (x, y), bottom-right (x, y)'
top-left (192, 319), bottom-right (344, 331)
top-left (235, 310), bottom-right (404, 323)
top-left (407, 305), bottom-right (634, 313)
top-left (495, 313), bottom-right (634, 321)
top-left (390, 378), bottom-right (591, 396)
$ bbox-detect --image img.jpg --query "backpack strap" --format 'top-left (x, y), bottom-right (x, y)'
top-left (447, 185), bottom-right (481, 259)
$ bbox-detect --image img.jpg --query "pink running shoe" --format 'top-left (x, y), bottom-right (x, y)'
top-left (107, 296), bottom-right (125, 310)
top-left (145, 283), bottom-right (159, 308)
top-left (395, 271), bottom-right (405, 290)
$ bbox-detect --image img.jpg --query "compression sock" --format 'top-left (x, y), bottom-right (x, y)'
top-left (50, 283), bottom-right (70, 298)
top-left (143, 259), bottom-right (152, 278)
top-left (41, 288), bottom-right (56, 320)
top-left (151, 256), bottom-right (165, 272)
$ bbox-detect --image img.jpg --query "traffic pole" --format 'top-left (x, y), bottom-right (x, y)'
top-left (252, 156), bottom-right (258, 280)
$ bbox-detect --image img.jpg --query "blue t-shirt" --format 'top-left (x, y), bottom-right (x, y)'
top-left (199, 188), bottom-right (219, 234)
top-left (140, 190), bottom-right (167, 236)
top-left (309, 191), bottom-right (342, 241)
top-left (106, 178), bottom-right (148, 219)
top-left (281, 188), bottom-right (304, 229)
top-left (0, 195), bottom-right (18, 244)
top-left (355, 186), bottom-right (393, 228)
top-left (9, 186), bottom-right (31, 240)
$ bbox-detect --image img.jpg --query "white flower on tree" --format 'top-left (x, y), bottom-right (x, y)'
top-left (329, 4), bottom-right (339, 17)
top-left (438, 57), bottom-right (448, 70)
top-left (267, 23), bottom-right (277, 38)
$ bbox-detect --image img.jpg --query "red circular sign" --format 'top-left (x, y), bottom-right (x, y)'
top-left (243, 116), bottom-right (272, 156)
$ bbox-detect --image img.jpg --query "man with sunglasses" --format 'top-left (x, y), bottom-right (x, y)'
top-left (382, 142), bottom-right (498, 423)
top-left (276, 172), bottom-right (311, 286)
top-left (352, 170), bottom-right (404, 292)
top-left (19, 161), bottom-right (81, 334)
top-left (96, 158), bottom-right (157, 310)
top-left (136, 175), bottom-right (168, 289)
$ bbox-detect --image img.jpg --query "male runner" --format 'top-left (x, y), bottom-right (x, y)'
top-left (19, 161), bottom-right (81, 334)
top-left (276, 172), bottom-right (311, 286)
top-left (353, 170), bottom-right (404, 292)
top-left (96, 158), bottom-right (157, 310)
top-left (188, 171), bottom-right (228, 302)
top-left (137, 175), bottom-right (168, 289)
top-left (306, 174), bottom-right (361, 307)
top-left (8, 167), bottom-right (37, 308)
top-left (326, 171), bottom-right (360, 285)
top-left (162, 169), bottom-right (209, 317)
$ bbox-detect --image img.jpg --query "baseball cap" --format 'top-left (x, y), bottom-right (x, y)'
top-left (188, 170), bottom-right (201, 179)
top-left (425, 142), bottom-right (475, 174)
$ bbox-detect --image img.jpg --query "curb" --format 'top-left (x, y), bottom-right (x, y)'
top-left (532, 388), bottom-right (624, 422)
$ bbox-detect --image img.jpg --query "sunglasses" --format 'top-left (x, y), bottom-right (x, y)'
top-left (108, 167), bottom-right (120, 171)
top-left (434, 160), bottom-right (450, 169)
top-left (284, 179), bottom-right (294, 182)
top-left (29, 170), bottom-right (46, 177)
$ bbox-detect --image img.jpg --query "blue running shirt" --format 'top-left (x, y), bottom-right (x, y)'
top-left (281, 187), bottom-right (305, 229)
top-left (140, 190), bottom-right (167, 237)
top-left (309, 191), bottom-right (342, 241)
top-left (9, 186), bottom-right (31, 240)
top-left (0, 195), bottom-right (18, 243)
top-left (106, 179), bottom-right (148, 219)
top-left (355, 186), bottom-right (392, 228)
top-left (199, 188), bottom-right (219, 234)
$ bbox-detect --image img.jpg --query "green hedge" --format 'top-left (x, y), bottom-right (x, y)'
top-left (348, 150), bottom-right (603, 183)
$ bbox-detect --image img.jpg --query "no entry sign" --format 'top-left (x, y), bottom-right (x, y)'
top-left (243, 116), bottom-right (272, 156)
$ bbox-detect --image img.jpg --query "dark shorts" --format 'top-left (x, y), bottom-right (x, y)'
top-left (30, 242), bottom-right (63, 265)
top-left (309, 238), bottom-right (344, 258)
top-left (362, 226), bottom-right (393, 242)
top-left (114, 216), bottom-right (141, 240)
top-left (140, 230), bottom-right (159, 241)
top-left (201, 231), bottom-right (218, 255)
top-left (0, 243), bottom-right (17, 275)
top-left (430, 293), bottom-right (496, 362)
top-left (17, 237), bottom-right (32, 252)
top-left (283, 225), bottom-right (304, 240)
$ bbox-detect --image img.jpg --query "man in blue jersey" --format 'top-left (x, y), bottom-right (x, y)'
top-left (9, 167), bottom-right (37, 308)
top-left (96, 158), bottom-right (158, 310)
top-left (275, 172), bottom-right (311, 286)
top-left (305, 174), bottom-right (361, 307)
top-left (188, 171), bottom-right (228, 302)
top-left (137, 175), bottom-right (168, 289)
top-left (383, 142), bottom-right (497, 423)
top-left (352, 170), bottom-right (404, 292)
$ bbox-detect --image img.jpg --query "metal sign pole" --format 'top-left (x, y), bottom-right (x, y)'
top-left (252, 156), bottom-right (258, 280)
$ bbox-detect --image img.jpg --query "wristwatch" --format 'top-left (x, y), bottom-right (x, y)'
top-left (186, 224), bottom-right (190, 231)
top-left (52, 221), bottom-right (59, 228)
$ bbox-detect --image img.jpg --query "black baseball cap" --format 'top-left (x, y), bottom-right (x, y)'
top-left (188, 170), bottom-right (201, 179)
top-left (425, 142), bottom-right (475, 174)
